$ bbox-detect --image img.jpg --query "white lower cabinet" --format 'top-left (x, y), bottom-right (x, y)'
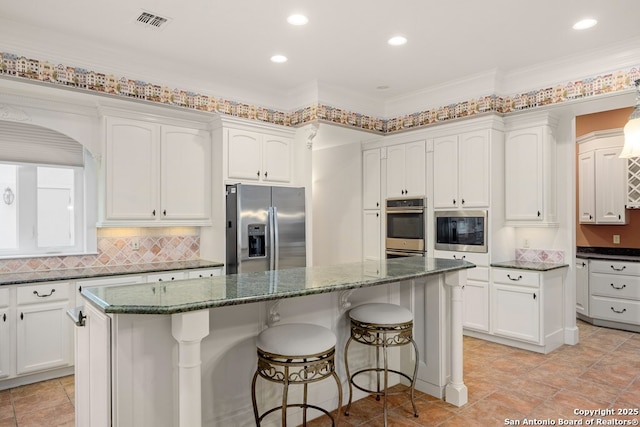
top-left (16, 283), bottom-right (73, 375)
top-left (75, 301), bottom-right (111, 427)
top-left (493, 282), bottom-right (540, 343)
top-left (575, 258), bottom-right (589, 318)
top-left (488, 268), bottom-right (565, 353)
top-left (0, 288), bottom-right (11, 379)
top-left (462, 279), bottom-right (489, 332)
top-left (587, 260), bottom-right (640, 331)
top-left (434, 251), bottom-right (489, 332)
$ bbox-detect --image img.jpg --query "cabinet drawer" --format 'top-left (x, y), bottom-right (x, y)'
top-left (468, 266), bottom-right (489, 282)
top-left (0, 288), bottom-right (9, 308)
top-left (590, 295), bottom-right (640, 325)
top-left (433, 250), bottom-right (488, 266)
top-left (493, 269), bottom-right (539, 287)
top-left (187, 268), bottom-right (222, 279)
top-left (146, 272), bottom-right (186, 282)
top-left (590, 259), bottom-right (640, 276)
top-left (591, 273), bottom-right (640, 300)
top-left (17, 283), bottom-right (70, 305)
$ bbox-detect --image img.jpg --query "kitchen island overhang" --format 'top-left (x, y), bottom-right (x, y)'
top-left (78, 256), bottom-right (474, 427)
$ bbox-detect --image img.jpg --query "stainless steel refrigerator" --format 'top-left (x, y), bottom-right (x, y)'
top-left (226, 184), bottom-right (306, 274)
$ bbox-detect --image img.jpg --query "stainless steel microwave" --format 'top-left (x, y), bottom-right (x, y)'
top-left (434, 210), bottom-right (487, 253)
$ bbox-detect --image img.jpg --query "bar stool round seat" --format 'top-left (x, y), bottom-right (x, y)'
top-left (251, 323), bottom-right (342, 426)
top-left (344, 303), bottom-right (419, 426)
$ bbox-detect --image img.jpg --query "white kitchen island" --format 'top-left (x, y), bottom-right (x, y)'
top-left (76, 256), bottom-right (473, 427)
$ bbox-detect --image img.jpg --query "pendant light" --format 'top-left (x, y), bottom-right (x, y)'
top-left (620, 79), bottom-right (640, 158)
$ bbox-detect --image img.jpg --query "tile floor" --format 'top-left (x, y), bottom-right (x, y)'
top-left (0, 320), bottom-right (638, 426)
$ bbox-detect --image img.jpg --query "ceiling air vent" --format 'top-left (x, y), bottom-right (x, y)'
top-left (135, 11), bottom-right (171, 30)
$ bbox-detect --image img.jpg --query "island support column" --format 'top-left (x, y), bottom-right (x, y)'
top-left (171, 310), bottom-right (210, 427)
top-left (444, 270), bottom-right (468, 406)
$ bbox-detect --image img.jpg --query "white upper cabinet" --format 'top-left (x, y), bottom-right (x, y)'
top-left (577, 129), bottom-right (627, 225)
top-left (103, 116), bottom-right (212, 226)
top-left (362, 148), bottom-right (381, 210)
top-left (386, 140), bottom-right (426, 198)
top-left (504, 113), bottom-right (558, 226)
top-left (433, 130), bottom-right (490, 209)
top-left (578, 150), bottom-right (596, 223)
top-left (161, 126), bottom-right (212, 221)
top-left (105, 117), bottom-right (159, 221)
top-left (227, 128), bottom-right (292, 183)
top-left (595, 146), bottom-right (626, 223)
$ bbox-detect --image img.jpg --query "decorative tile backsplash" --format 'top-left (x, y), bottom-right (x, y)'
top-left (516, 248), bottom-right (565, 264)
top-left (0, 234), bottom-right (200, 274)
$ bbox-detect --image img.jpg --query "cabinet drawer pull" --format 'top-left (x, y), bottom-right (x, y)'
top-left (610, 307), bottom-right (627, 314)
top-left (453, 254), bottom-right (465, 260)
top-left (507, 274), bottom-right (522, 281)
top-left (33, 289), bottom-right (56, 298)
top-left (610, 265), bottom-right (626, 272)
top-left (610, 283), bottom-right (626, 290)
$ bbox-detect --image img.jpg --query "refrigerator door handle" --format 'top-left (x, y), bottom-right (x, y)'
top-left (272, 206), bottom-right (279, 270)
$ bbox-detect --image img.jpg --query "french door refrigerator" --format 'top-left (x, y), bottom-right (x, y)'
top-left (226, 184), bottom-right (306, 274)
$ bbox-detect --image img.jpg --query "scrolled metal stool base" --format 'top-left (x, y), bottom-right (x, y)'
top-left (344, 317), bottom-right (419, 426)
top-left (251, 347), bottom-right (342, 426)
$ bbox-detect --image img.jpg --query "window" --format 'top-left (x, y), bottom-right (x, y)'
top-left (0, 161), bottom-right (84, 257)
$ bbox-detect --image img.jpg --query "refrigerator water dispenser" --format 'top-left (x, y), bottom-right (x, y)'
top-left (248, 224), bottom-right (266, 257)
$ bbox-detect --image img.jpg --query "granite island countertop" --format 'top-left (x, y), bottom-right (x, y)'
top-left (81, 256), bottom-right (475, 315)
top-left (490, 260), bottom-right (569, 271)
top-left (0, 259), bottom-right (224, 286)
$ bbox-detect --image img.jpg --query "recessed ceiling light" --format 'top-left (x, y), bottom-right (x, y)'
top-left (376, 85), bottom-right (390, 90)
top-left (388, 36), bottom-right (407, 46)
top-left (287, 14), bottom-right (309, 26)
top-left (270, 54), bottom-right (288, 63)
top-left (573, 18), bottom-right (597, 30)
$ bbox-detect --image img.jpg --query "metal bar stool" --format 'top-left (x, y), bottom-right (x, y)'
top-left (251, 323), bottom-right (343, 426)
top-left (344, 303), bottom-right (419, 426)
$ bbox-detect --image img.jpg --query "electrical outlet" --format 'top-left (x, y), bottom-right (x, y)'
top-left (131, 237), bottom-right (140, 250)
top-left (613, 235), bottom-right (620, 244)
top-left (523, 238), bottom-right (530, 248)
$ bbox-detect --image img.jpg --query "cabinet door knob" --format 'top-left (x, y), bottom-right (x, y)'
top-left (2, 313), bottom-right (5, 322)
top-left (152, 209), bottom-right (156, 216)
top-left (461, 199), bottom-right (465, 205)
top-left (453, 199), bottom-right (456, 205)
top-left (537, 211), bottom-right (541, 217)
top-left (20, 312), bottom-right (23, 320)
top-left (376, 212), bottom-right (379, 217)
top-left (264, 171), bottom-right (268, 178)
top-left (376, 202), bottom-right (379, 207)
top-left (533, 293), bottom-right (537, 300)
top-left (257, 171), bottom-right (260, 177)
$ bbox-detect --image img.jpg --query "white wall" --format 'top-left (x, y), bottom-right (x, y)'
top-left (311, 125), bottom-right (373, 266)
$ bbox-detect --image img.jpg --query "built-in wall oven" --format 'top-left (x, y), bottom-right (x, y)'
top-left (385, 197), bottom-right (427, 258)
top-left (434, 210), bottom-right (488, 253)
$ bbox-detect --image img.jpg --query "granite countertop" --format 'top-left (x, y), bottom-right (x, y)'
top-left (0, 259), bottom-right (224, 286)
top-left (81, 257), bottom-right (475, 315)
top-left (490, 260), bottom-right (569, 271)
top-left (576, 246), bottom-right (640, 262)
